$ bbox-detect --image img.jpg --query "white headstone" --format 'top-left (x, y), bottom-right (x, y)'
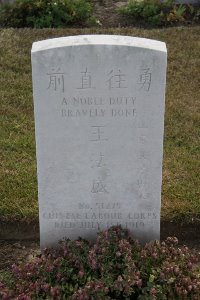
top-left (32, 35), bottom-right (167, 248)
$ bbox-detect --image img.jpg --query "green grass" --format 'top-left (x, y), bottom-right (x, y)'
top-left (0, 27), bottom-right (199, 222)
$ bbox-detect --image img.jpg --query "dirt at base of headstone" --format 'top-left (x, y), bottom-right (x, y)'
top-left (0, 240), bottom-right (40, 271)
top-left (0, 221), bottom-right (200, 272)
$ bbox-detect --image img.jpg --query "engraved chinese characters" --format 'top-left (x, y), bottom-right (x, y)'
top-left (32, 35), bottom-right (167, 248)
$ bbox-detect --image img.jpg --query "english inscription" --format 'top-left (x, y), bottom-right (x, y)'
top-left (61, 96), bottom-right (136, 118)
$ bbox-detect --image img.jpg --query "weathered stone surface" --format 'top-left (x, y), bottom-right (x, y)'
top-left (32, 35), bottom-right (167, 248)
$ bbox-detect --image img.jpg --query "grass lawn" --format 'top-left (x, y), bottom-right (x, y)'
top-left (0, 26), bottom-right (199, 222)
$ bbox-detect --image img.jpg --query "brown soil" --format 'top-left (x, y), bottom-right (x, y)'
top-left (92, 0), bottom-right (200, 28)
top-left (93, 0), bottom-right (131, 28)
top-left (0, 240), bottom-right (40, 271)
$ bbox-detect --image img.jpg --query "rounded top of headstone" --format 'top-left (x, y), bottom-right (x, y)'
top-left (32, 35), bottom-right (166, 53)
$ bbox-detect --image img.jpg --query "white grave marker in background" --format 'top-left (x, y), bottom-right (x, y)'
top-left (32, 35), bottom-right (167, 248)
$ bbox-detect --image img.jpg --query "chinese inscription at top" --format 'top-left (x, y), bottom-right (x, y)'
top-left (46, 67), bottom-right (152, 93)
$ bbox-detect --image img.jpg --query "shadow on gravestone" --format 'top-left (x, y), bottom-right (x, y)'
top-left (31, 35), bottom-right (167, 248)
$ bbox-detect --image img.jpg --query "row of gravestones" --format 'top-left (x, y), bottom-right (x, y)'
top-left (32, 35), bottom-right (167, 248)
